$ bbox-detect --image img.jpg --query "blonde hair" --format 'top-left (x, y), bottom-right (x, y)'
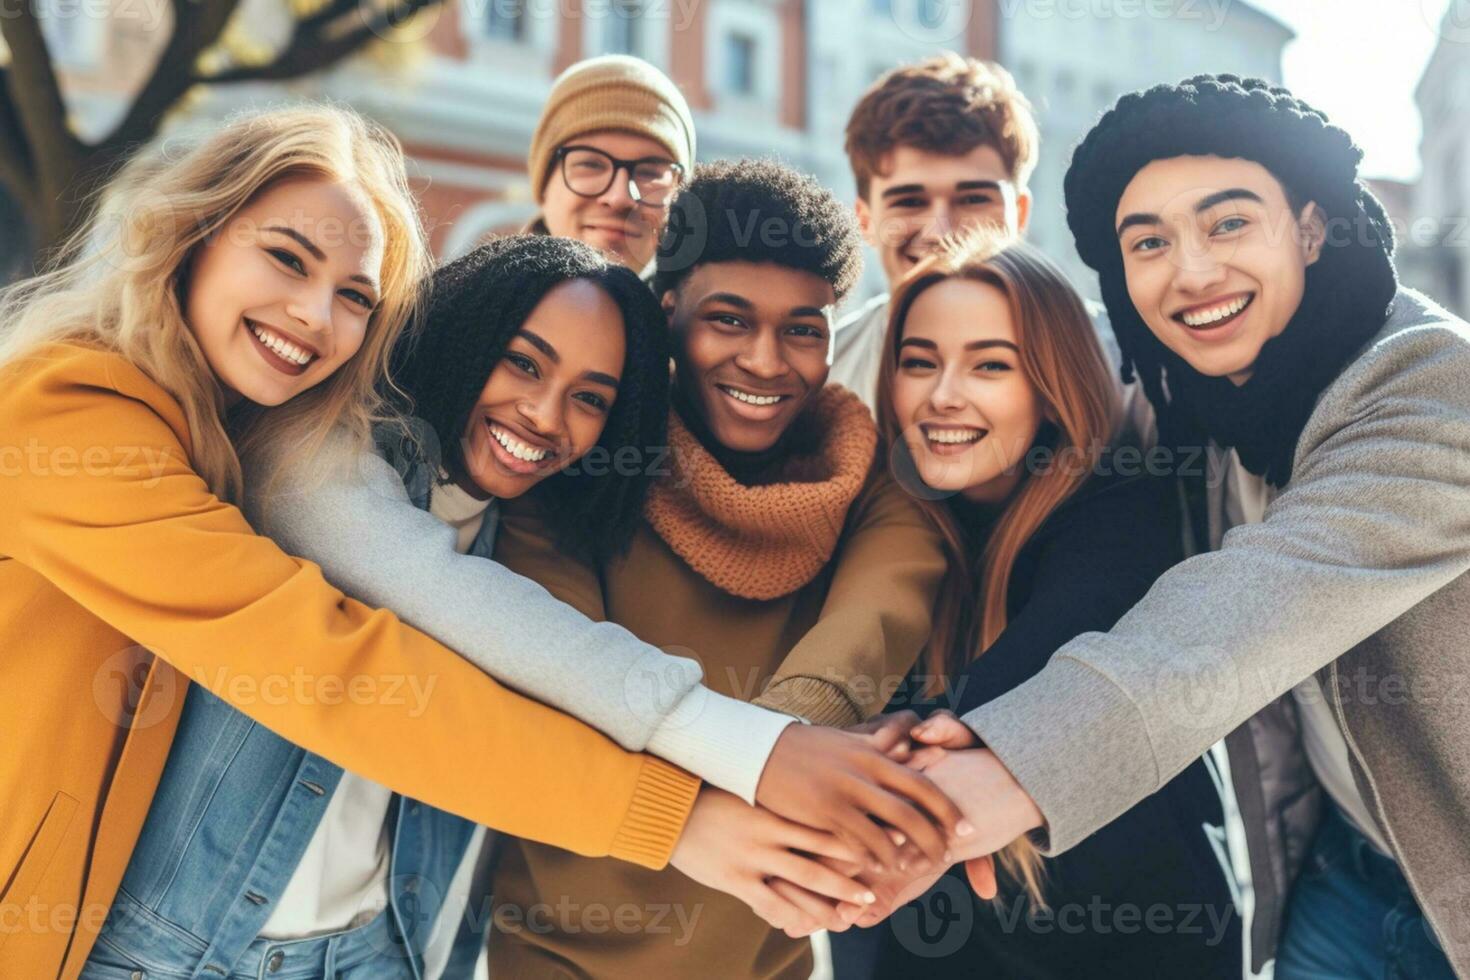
top-left (875, 231), bottom-right (1119, 904)
top-left (0, 103), bottom-right (431, 504)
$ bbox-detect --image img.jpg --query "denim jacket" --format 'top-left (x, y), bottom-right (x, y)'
top-left (87, 428), bottom-right (494, 979)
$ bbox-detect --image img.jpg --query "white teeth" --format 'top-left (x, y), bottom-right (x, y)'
top-left (1181, 295), bottom-right (1249, 327)
top-left (927, 428), bottom-right (983, 445)
top-left (249, 322), bottom-right (314, 366)
top-left (722, 386), bottom-right (784, 406)
top-left (490, 424), bottom-right (549, 463)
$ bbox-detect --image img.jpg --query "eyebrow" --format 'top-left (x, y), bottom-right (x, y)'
top-left (515, 330), bottom-right (621, 388)
top-left (1116, 187), bottom-right (1267, 238)
top-left (900, 337), bottom-right (1020, 353)
top-left (702, 292), bottom-right (827, 320)
top-left (880, 180), bottom-right (1004, 201)
top-left (265, 225), bottom-right (380, 293)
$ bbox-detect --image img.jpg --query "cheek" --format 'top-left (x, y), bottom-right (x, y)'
top-left (890, 375), bottom-right (924, 421)
top-left (567, 410), bottom-right (607, 458)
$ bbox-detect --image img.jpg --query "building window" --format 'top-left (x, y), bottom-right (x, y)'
top-left (725, 32), bottom-right (756, 97)
top-left (487, 0), bottom-right (526, 41)
top-left (604, 0), bottom-right (644, 56)
top-left (916, 0), bottom-right (947, 29)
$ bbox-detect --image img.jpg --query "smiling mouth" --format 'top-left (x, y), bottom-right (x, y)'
top-left (1173, 293), bottom-right (1255, 332)
top-left (717, 384), bottom-right (791, 408)
top-left (485, 420), bottom-right (558, 473)
top-left (246, 318), bottom-right (316, 375)
top-left (921, 424), bottom-right (987, 454)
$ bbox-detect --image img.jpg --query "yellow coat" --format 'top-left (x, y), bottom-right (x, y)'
top-left (0, 344), bottom-right (698, 978)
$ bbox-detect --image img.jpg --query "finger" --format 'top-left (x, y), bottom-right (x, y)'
top-left (858, 787), bottom-right (949, 868)
top-left (769, 848), bottom-right (881, 908)
top-left (828, 792), bottom-right (904, 872)
top-left (817, 854), bottom-right (866, 877)
top-left (745, 879), bottom-right (810, 934)
top-left (884, 737), bottom-right (913, 762)
top-left (768, 878), bottom-right (850, 934)
top-left (872, 759), bottom-right (968, 839)
top-left (865, 710), bottom-right (922, 753)
top-left (907, 745), bottom-right (948, 771)
top-left (911, 711), bottom-right (978, 749)
top-left (966, 855), bottom-right (998, 899)
top-left (779, 823), bottom-right (866, 867)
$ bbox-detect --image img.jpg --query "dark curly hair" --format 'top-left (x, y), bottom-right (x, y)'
top-left (653, 157), bottom-right (863, 301)
top-left (1063, 74), bottom-right (1396, 486)
top-left (389, 234), bottom-right (670, 560)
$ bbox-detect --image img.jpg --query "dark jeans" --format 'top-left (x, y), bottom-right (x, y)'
top-left (1277, 804), bottom-right (1455, 980)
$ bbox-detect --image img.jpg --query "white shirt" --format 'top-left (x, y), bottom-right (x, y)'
top-left (1219, 451), bottom-right (1394, 857)
top-left (260, 475), bottom-right (494, 958)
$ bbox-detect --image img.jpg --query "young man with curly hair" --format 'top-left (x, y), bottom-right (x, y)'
top-left (487, 158), bottom-right (952, 980)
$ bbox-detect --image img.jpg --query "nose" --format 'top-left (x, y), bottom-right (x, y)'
top-left (734, 329), bottom-right (788, 381)
top-left (927, 365), bottom-right (968, 414)
top-left (1171, 231), bottom-right (1229, 295)
top-left (283, 284), bottom-right (335, 353)
top-left (517, 385), bottom-right (564, 443)
top-left (598, 166), bottom-right (639, 210)
top-left (916, 201), bottom-right (954, 248)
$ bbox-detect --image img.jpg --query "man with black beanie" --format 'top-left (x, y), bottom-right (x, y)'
top-left (880, 75), bottom-right (1470, 980)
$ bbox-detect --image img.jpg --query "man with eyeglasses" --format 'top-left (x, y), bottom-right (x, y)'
top-left (525, 54), bottom-right (694, 275)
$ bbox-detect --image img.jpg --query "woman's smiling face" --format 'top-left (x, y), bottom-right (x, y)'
top-left (1114, 155), bottom-right (1324, 385)
top-left (458, 278), bottom-right (625, 499)
top-left (890, 276), bottom-right (1045, 504)
top-left (184, 177), bottom-right (384, 406)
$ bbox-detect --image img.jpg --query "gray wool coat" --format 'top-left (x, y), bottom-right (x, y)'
top-left (963, 287), bottom-right (1470, 976)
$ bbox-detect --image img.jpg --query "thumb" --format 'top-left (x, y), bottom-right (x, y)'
top-left (965, 856), bottom-right (997, 900)
top-left (911, 711), bottom-right (978, 750)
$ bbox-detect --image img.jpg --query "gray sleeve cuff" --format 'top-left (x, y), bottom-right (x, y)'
top-left (961, 654), bottom-right (1160, 855)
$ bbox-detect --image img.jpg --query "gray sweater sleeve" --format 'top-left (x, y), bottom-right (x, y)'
top-left (964, 319), bottom-right (1470, 853)
top-left (242, 433), bottom-right (795, 803)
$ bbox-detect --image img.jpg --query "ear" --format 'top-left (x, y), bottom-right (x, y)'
top-left (1299, 201), bottom-right (1327, 267)
top-left (1014, 188), bottom-right (1033, 236)
top-left (660, 288), bottom-right (677, 320)
top-left (855, 196), bottom-right (878, 247)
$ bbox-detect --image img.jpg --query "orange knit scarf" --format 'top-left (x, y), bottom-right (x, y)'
top-left (645, 386), bottom-right (879, 600)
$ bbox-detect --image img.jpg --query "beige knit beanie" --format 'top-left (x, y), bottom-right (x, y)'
top-left (527, 54), bottom-right (696, 203)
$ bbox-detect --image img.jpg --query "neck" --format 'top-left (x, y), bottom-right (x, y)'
top-left (445, 458), bottom-right (495, 502)
top-left (673, 386), bottom-right (797, 484)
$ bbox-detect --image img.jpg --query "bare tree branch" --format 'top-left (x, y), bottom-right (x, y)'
top-left (0, 69), bottom-right (37, 193)
top-left (100, 0), bottom-right (247, 157)
top-left (203, 0), bottom-right (438, 84)
top-left (0, 5), bottom-right (82, 173)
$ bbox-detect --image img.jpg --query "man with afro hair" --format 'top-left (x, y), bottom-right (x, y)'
top-left (487, 157), bottom-right (953, 979)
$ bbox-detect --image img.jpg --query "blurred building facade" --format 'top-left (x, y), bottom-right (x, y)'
top-left (1411, 14), bottom-right (1470, 318)
top-left (35, 0), bottom-right (1291, 303)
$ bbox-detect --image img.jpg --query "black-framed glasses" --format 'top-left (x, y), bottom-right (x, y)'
top-left (554, 145), bottom-right (684, 207)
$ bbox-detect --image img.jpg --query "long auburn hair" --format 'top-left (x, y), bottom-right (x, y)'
top-left (874, 232), bottom-right (1119, 901)
top-left (0, 104), bottom-right (431, 504)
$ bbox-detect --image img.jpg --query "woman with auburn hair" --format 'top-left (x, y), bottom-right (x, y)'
top-left (863, 233), bottom-right (1241, 978)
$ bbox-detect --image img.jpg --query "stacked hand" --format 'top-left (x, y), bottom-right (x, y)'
top-left (668, 710), bottom-right (1043, 938)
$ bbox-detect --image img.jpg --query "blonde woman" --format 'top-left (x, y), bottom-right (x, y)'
top-left (0, 106), bottom-right (879, 980)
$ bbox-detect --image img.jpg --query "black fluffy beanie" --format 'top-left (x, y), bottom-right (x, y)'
top-left (1064, 74), bottom-right (1398, 486)
top-left (391, 234), bottom-right (670, 559)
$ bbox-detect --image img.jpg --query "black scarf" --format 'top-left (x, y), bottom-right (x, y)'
top-left (1101, 196), bottom-right (1397, 487)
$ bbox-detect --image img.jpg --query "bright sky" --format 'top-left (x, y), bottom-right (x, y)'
top-left (1249, 0), bottom-right (1452, 182)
